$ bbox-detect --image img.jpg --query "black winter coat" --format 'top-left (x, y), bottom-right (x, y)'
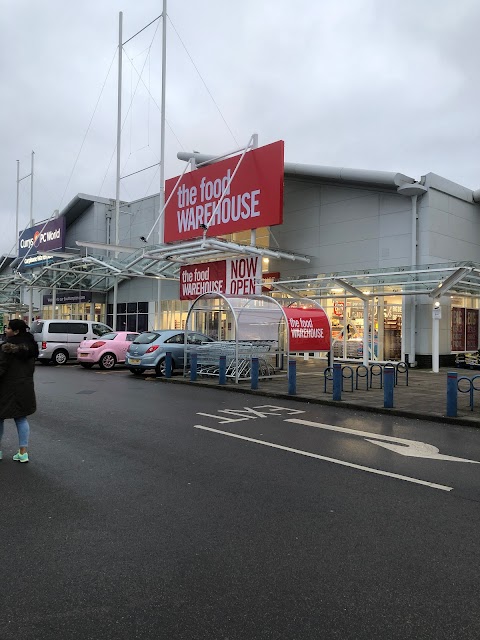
top-left (0, 333), bottom-right (38, 419)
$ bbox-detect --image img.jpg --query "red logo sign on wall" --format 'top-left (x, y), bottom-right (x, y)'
top-left (283, 307), bottom-right (331, 352)
top-left (164, 141), bottom-right (284, 242)
top-left (180, 257), bottom-right (262, 300)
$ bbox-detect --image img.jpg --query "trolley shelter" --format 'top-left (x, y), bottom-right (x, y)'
top-left (184, 293), bottom-right (331, 383)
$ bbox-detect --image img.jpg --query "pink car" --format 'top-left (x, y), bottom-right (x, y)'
top-left (77, 331), bottom-right (140, 370)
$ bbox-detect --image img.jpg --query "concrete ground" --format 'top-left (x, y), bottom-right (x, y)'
top-left (161, 358), bottom-right (480, 427)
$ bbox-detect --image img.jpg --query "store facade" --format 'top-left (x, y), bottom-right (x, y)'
top-left (5, 143), bottom-right (480, 368)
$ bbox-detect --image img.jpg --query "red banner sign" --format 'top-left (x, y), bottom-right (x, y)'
top-left (451, 307), bottom-right (466, 351)
top-left (283, 307), bottom-right (331, 352)
top-left (466, 309), bottom-right (479, 351)
top-left (164, 141), bottom-right (284, 242)
top-left (180, 257), bottom-right (262, 300)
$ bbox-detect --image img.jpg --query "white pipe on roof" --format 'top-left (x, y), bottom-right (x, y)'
top-left (177, 152), bottom-right (416, 189)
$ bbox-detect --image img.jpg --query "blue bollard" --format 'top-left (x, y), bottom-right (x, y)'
top-left (333, 363), bottom-right (342, 401)
top-left (190, 352), bottom-right (197, 381)
top-left (446, 371), bottom-right (458, 417)
top-left (288, 359), bottom-right (296, 395)
top-left (165, 352), bottom-right (172, 378)
top-left (251, 357), bottom-right (259, 390)
top-left (219, 355), bottom-right (227, 385)
top-left (384, 366), bottom-right (394, 408)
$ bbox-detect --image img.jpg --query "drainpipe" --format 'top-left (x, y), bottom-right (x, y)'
top-left (396, 183), bottom-right (428, 367)
top-left (410, 194), bottom-right (418, 367)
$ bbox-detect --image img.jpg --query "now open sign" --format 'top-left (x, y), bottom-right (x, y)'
top-left (180, 257), bottom-right (262, 300)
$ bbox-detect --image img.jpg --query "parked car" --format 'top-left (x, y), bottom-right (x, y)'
top-left (125, 330), bottom-right (214, 376)
top-left (31, 319), bottom-right (113, 365)
top-left (77, 331), bottom-right (140, 370)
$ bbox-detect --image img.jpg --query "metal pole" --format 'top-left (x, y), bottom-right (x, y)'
top-left (115, 11), bottom-right (123, 248)
top-left (30, 151), bottom-right (34, 226)
top-left (446, 371), bottom-right (458, 417)
top-left (432, 303), bottom-right (440, 373)
top-left (157, 0), bottom-right (167, 329)
top-left (15, 160), bottom-right (20, 256)
top-left (159, 0), bottom-right (167, 241)
top-left (28, 153), bottom-right (34, 324)
top-left (112, 279), bottom-right (118, 330)
top-left (29, 288), bottom-right (33, 325)
top-left (362, 299), bottom-right (369, 367)
top-left (384, 366), bottom-right (394, 408)
top-left (52, 287), bottom-right (57, 320)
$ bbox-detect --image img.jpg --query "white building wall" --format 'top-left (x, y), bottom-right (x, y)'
top-left (419, 175), bottom-right (480, 264)
top-left (270, 179), bottom-right (411, 278)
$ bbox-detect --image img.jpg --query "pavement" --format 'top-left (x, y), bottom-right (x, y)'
top-left (158, 358), bottom-right (480, 427)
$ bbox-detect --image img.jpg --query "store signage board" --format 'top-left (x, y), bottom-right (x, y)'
top-left (18, 218), bottom-right (66, 268)
top-left (283, 306), bottom-right (331, 352)
top-left (164, 141), bottom-right (284, 242)
top-left (42, 290), bottom-right (93, 305)
top-left (180, 257), bottom-right (262, 300)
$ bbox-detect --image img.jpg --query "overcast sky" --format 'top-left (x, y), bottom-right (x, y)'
top-left (2, 0), bottom-right (480, 255)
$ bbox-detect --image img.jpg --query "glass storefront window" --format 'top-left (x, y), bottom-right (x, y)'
top-left (323, 295), bottom-right (403, 362)
top-left (106, 302), bottom-right (149, 332)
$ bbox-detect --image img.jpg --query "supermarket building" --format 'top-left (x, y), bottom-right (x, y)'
top-left (5, 142), bottom-right (480, 369)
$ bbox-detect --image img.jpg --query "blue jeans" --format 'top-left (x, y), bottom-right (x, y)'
top-left (0, 417), bottom-right (30, 448)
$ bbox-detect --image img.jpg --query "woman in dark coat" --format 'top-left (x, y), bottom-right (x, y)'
top-left (0, 319), bottom-right (38, 463)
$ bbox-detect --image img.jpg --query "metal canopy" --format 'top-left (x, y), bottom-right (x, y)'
top-left (0, 238), bottom-right (311, 301)
top-left (270, 262), bottom-right (480, 301)
top-left (4, 240), bottom-right (480, 309)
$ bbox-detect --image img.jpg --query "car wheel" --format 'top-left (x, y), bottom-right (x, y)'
top-left (130, 369), bottom-right (144, 376)
top-left (80, 363), bottom-right (94, 369)
top-left (52, 350), bottom-right (69, 365)
top-left (155, 357), bottom-right (173, 377)
top-left (99, 353), bottom-right (116, 370)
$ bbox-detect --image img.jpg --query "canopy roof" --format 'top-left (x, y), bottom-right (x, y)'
top-left (271, 262), bottom-right (480, 301)
top-left (2, 249), bottom-right (480, 311)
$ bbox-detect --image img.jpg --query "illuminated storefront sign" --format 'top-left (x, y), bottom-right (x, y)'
top-left (18, 218), bottom-right (66, 268)
top-left (165, 141), bottom-right (284, 242)
top-left (180, 257), bottom-right (262, 300)
top-left (283, 307), bottom-right (331, 352)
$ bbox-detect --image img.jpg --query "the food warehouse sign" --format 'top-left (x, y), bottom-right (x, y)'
top-left (165, 141), bottom-right (284, 242)
top-left (180, 257), bottom-right (262, 300)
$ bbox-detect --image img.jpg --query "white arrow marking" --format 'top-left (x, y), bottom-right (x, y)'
top-left (193, 425), bottom-right (453, 492)
top-left (286, 419), bottom-right (480, 464)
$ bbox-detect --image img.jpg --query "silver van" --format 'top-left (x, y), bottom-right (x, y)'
top-left (30, 319), bottom-right (112, 365)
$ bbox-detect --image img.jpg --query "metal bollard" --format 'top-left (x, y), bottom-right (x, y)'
top-left (190, 353), bottom-right (197, 381)
top-left (251, 357), bottom-right (259, 390)
top-left (165, 352), bottom-right (172, 378)
top-left (333, 363), bottom-right (342, 401)
top-left (219, 355), bottom-right (227, 385)
top-left (384, 366), bottom-right (394, 408)
top-left (288, 359), bottom-right (296, 395)
top-left (446, 371), bottom-right (458, 417)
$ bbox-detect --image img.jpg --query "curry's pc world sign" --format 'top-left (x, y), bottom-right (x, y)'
top-left (18, 218), bottom-right (66, 267)
top-left (164, 141), bottom-right (284, 242)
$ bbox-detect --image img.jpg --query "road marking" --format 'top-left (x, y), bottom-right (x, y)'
top-left (197, 405), bottom-right (305, 424)
top-left (193, 425), bottom-right (453, 492)
top-left (286, 419), bottom-right (480, 464)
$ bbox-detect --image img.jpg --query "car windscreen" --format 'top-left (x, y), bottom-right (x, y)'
top-left (30, 321), bottom-right (44, 334)
top-left (100, 333), bottom-right (117, 341)
top-left (133, 332), bottom-right (161, 344)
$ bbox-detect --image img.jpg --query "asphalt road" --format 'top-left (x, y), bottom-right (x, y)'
top-left (1, 364), bottom-right (480, 640)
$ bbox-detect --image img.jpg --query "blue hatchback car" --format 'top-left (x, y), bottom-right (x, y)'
top-left (125, 330), bottom-right (213, 376)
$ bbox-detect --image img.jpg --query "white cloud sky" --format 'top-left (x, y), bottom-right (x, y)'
top-left (2, 0), bottom-right (480, 255)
